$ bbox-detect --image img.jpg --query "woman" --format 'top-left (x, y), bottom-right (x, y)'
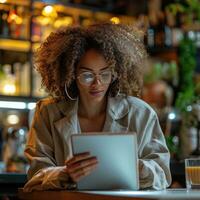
top-left (23, 23), bottom-right (171, 191)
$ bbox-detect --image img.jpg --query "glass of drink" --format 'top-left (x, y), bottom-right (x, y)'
top-left (185, 158), bottom-right (200, 189)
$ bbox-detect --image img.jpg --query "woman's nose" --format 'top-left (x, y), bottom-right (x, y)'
top-left (92, 75), bottom-right (101, 85)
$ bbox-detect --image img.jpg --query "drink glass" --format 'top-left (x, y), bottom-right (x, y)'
top-left (185, 158), bottom-right (200, 189)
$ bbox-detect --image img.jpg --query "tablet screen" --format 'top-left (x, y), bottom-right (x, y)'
top-left (71, 133), bottom-right (139, 190)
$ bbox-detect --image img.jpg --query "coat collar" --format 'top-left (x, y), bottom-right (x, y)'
top-left (56, 94), bottom-right (129, 120)
top-left (54, 95), bottom-right (130, 155)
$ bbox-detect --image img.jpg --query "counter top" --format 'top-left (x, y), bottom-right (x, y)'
top-left (86, 189), bottom-right (200, 199)
top-left (18, 189), bottom-right (200, 200)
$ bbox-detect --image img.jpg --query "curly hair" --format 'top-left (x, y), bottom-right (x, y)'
top-left (34, 23), bottom-right (147, 99)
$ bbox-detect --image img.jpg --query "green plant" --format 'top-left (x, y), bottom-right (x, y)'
top-left (166, 0), bottom-right (200, 24)
top-left (175, 36), bottom-right (199, 127)
top-left (144, 62), bottom-right (162, 84)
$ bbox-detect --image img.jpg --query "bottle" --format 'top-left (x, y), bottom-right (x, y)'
top-left (7, 6), bottom-right (18, 39)
top-left (13, 62), bottom-right (22, 95)
top-left (154, 14), bottom-right (165, 47)
top-left (20, 62), bottom-right (30, 96)
top-left (0, 64), bottom-right (5, 94)
top-left (196, 31), bottom-right (200, 47)
top-left (31, 18), bottom-right (42, 42)
top-left (33, 65), bottom-right (48, 97)
top-left (1, 11), bottom-right (9, 37)
top-left (32, 67), bottom-right (46, 97)
top-left (147, 20), bottom-right (156, 48)
top-left (17, 6), bottom-right (29, 40)
top-left (165, 7), bottom-right (175, 47)
top-left (147, 0), bottom-right (163, 48)
top-left (191, 104), bottom-right (200, 156)
top-left (171, 28), bottom-right (183, 47)
top-left (164, 17), bottom-right (172, 47)
top-left (2, 64), bottom-right (16, 95)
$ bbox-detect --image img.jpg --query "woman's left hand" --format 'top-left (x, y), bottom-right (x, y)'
top-left (65, 152), bottom-right (98, 183)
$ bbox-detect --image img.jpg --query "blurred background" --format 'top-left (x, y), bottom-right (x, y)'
top-left (0, 0), bottom-right (200, 197)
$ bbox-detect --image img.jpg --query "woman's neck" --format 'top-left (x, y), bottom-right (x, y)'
top-left (78, 97), bottom-right (107, 119)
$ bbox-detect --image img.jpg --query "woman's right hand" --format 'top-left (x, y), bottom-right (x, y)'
top-left (65, 152), bottom-right (98, 183)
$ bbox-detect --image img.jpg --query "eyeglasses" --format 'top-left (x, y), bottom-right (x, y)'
top-left (77, 70), bottom-right (112, 85)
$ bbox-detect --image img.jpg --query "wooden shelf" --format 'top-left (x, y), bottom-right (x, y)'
top-left (0, 39), bottom-right (31, 52)
top-left (147, 46), bottom-right (178, 54)
top-left (33, 1), bottom-right (111, 20)
top-left (32, 42), bottom-right (40, 52)
top-left (0, 95), bottom-right (40, 103)
top-left (147, 46), bottom-right (178, 62)
top-left (0, 0), bottom-right (30, 6)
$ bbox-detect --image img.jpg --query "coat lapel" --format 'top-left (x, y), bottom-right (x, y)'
top-left (104, 95), bottom-right (130, 133)
top-left (53, 95), bottom-right (130, 141)
top-left (53, 99), bottom-right (79, 158)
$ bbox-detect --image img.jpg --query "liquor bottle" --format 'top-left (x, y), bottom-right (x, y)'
top-left (31, 18), bottom-right (42, 42)
top-left (155, 12), bottom-right (173, 48)
top-left (17, 6), bottom-right (29, 40)
top-left (1, 11), bottom-right (9, 37)
top-left (164, 18), bottom-right (172, 47)
top-left (7, 6), bottom-right (18, 39)
top-left (154, 14), bottom-right (165, 47)
top-left (147, 20), bottom-right (156, 48)
top-left (147, 0), bottom-right (162, 48)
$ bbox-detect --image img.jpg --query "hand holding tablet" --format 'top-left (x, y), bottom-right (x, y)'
top-left (65, 152), bottom-right (98, 183)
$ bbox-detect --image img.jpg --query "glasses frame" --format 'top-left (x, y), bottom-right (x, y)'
top-left (77, 70), bottom-right (113, 86)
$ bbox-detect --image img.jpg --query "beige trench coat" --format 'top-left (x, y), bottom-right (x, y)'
top-left (23, 95), bottom-right (171, 191)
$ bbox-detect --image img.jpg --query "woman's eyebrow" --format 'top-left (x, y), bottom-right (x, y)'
top-left (79, 66), bottom-right (109, 71)
top-left (79, 67), bottom-right (93, 71)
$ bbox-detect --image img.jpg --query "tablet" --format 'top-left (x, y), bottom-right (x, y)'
top-left (71, 132), bottom-right (139, 190)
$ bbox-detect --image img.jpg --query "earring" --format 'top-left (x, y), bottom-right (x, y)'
top-left (65, 82), bottom-right (77, 101)
top-left (116, 87), bottom-right (120, 96)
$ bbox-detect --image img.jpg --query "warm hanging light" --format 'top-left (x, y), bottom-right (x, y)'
top-left (110, 17), bottom-right (120, 24)
top-left (0, 0), bottom-right (7, 3)
top-left (42, 5), bottom-right (57, 18)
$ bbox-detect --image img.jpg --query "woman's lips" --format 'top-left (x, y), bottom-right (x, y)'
top-left (89, 90), bottom-right (104, 96)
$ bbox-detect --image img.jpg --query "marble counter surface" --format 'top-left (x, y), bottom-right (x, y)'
top-left (19, 188), bottom-right (200, 200)
top-left (82, 188), bottom-right (200, 200)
